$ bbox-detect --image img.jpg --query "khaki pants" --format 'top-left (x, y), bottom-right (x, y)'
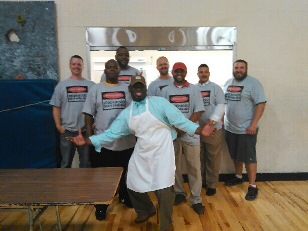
top-left (173, 139), bottom-right (202, 204)
top-left (200, 128), bottom-right (223, 188)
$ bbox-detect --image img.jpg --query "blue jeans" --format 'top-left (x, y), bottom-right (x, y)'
top-left (59, 130), bottom-right (90, 168)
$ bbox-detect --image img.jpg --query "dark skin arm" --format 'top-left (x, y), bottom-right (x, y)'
top-left (196, 124), bottom-right (215, 136)
top-left (175, 111), bottom-right (203, 136)
top-left (84, 113), bottom-right (94, 138)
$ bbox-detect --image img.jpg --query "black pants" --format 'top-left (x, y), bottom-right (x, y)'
top-left (90, 146), bottom-right (134, 209)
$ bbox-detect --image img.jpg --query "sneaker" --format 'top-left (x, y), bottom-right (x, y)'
top-left (245, 186), bottom-right (258, 201)
top-left (135, 208), bottom-right (156, 223)
top-left (192, 203), bottom-right (205, 214)
top-left (206, 188), bottom-right (216, 196)
top-left (174, 194), bottom-right (187, 205)
top-left (225, 177), bottom-right (244, 186)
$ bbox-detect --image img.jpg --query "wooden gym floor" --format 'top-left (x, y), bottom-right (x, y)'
top-left (0, 181), bottom-right (307, 231)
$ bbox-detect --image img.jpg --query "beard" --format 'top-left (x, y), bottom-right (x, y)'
top-left (117, 60), bottom-right (129, 69)
top-left (159, 68), bottom-right (169, 75)
top-left (233, 71), bottom-right (247, 81)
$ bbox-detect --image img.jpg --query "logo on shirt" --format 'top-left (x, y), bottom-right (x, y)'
top-left (66, 86), bottom-right (88, 102)
top-left (159, 85), bottom-right (169, 90)
top-left (118, 75), bottom-right (132, 84)
top-left (225, 85), bottom-right (244, 101)
top-left (201, 90), bottom-right (211, 106)
top-left (170, 95), bottom-right (189, 103)
top-left (103, 92), bottom-right (125, 99)
top-left (67, 86), bottom-right (88, 93)
top-left (102, 91), bottom-right (126, 110)
top-left (169, 94), bottom-right (190, 113)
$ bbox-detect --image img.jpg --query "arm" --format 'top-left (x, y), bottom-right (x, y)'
top-left (84, 113), bottom-right (94, 138)
top-left (189, 111), bottom-right (203, 123)
top-left (210, 86), bottom-right (225, 123)
top-left (176, 111), bottom-right (203, 136)
top-left (67, 110), bottom-right (131, 149)
top-left (52, 106), bottom-right (65, 133)
top-left (246, 102), bottom-right (266, 135)
top-left (210, 103), bottom-right (225, 123)
top-left (178, 89), bottom-right (204, 134)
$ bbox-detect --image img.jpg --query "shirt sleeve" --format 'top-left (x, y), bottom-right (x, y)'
top-left (193, 86), bottom-right (205, 113)
top-left (252, 79), bottom-right (267, 105)
top-left (89, 108), bottom-right (132, 152)
top-left (49, 84), bottom-right (61, 107)
top-left (147, 82), bottom-right (155, 96)
top-left (210, 86), bottom-right (225, 121)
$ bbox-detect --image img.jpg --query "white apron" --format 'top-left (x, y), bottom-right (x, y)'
top-left (127, 98), bottom-right (175, 193)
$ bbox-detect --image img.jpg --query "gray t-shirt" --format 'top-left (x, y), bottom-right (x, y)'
top-left (82, 82), bottom-right (136, 151)
top-left (148, 76), bottom-right (174, 96)
top-left (196, 81), bottom-right (225, 130)
top-left (100, 66), bottom-right (140, 84)
top-left (50, 77), bottom-right (95, 131)
top-left (223, 75), bottom-right (267, 134)
top-left (161, 83), bottom-right (205, 145)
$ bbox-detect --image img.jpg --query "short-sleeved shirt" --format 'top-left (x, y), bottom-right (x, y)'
top-left (196, 81), bottom-right (225, 130)
top-left (223, 75), bottom-right (267, 134)
top-left (100, 66), bottom-right (140, 84)
top-left (90, 96), bottom-right (199, 152)
top-left (161, 83), bottom-right (205, 145)
top-left (82, 82), bottom-right (136, 151)
top-left (50, 77), bottom-right (95, 131)
top-left (148, 76), bottom-right (174, 96)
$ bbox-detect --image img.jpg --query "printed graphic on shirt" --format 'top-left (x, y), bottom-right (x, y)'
top-left (101, 91), bottom-right (126, 110)
top-left (201, 90), bottom-right (211, 106)
top-left (225, 85), bottom-right (244, 101)
top-left (118, 75), bottom-right (132, 84)
top-left (169, 94), bottom-right (190, 113)
top-left (66, 86), bottom-right (89, 102)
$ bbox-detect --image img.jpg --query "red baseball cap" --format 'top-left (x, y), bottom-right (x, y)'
top-left (172, 62), bottom-right (187, 71)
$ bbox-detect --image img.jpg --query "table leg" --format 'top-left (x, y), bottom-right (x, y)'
top-left (28, 206), bottom-right (34, 231)
top-left (55, 206), bottom-right (62, 231)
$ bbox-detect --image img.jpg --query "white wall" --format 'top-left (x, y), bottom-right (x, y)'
top-left (5, 0), bottom-right (308, 173)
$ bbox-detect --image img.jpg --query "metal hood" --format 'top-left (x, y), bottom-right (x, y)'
top-left (86, 27), bottom-right (236, 51)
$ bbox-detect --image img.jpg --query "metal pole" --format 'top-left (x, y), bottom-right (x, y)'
top-left (28, 206), bottom-right (34, 231)
top-left (55, 206), bottom-right (62, 231)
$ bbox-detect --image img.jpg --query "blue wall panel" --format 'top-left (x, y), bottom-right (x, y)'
top-left (0, 80), bottom-right (57, 168)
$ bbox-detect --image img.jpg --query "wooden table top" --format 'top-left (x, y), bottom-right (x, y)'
top-left (0, 167), bottom-right (122, 206)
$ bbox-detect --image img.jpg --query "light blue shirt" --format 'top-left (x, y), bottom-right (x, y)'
top-left (90, 96), bottom-right (199, 152)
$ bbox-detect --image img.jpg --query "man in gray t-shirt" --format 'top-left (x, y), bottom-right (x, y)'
top-left (148, 56), bottom-right (173, 96)
top-left (162, 62), bottom-right (206, 215)
top-left (50, 55), bottom-right (95, 168)
top-left (83, 59), bottom-right (136, 220)
top-left (223, 59), bottom-right (266, 201)
top-left (196, 64), bottom-right (225, 197)
top-left (100, 46), bottom-right (140, 84)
